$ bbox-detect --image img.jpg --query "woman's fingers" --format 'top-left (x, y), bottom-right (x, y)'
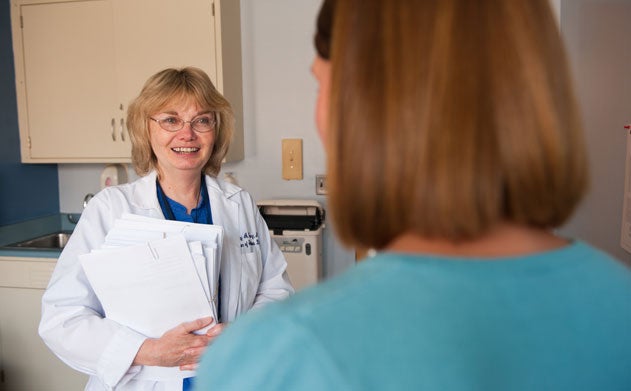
top-left (134, 318), bottom-right (215, 367)
top-left (177, 317), bottom-right (215, 334)
top-left (180, 363), bottom-right (199, 371)
top-left (205, 322), bottom-right (226, 337)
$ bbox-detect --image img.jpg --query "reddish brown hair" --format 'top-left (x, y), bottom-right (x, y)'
top-left (319, 0), bottom-right (588, 249)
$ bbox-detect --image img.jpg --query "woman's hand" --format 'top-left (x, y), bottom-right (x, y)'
top-left (133, 317), bottom-right (215, 368)
top-left (178, 322), bottom-right (228, 371)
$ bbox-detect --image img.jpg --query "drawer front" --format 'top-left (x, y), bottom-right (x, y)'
top-left (0, 257), bottom-right (57, 289)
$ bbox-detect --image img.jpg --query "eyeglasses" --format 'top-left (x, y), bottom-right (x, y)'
top-left (149, 113), bottom-right (217, 133)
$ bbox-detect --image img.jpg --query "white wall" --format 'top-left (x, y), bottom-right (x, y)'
top-left (550, 0), bottom-right (561, 23)
top-left (58, 0), bottom-right (355, 279)
top-left (558, 0), bottom-right (631, 263)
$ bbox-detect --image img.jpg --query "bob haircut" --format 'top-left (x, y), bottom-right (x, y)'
top-left (316, 0), bottom-right (588, 249)
top-left (127, 67), bottom-right (234, 177)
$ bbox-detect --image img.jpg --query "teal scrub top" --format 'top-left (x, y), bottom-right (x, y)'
top-left (195, 240), bottom-right (631, 390)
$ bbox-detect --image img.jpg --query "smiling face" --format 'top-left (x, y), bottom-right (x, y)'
top-left (149, 98), bottom-right (215, 179)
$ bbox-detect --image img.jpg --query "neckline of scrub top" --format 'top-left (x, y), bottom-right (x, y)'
top-left (156, 175), bottom-right (213, 225)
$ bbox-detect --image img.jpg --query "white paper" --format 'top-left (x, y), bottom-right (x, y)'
top-left (188, 241), bottom-right (219, 318)
top-left (80, 235), bottom-right (214, 338)
top-left (203, 244), bottom-right (220, 312)
top-left (106, 213), bottom-right (223, 252)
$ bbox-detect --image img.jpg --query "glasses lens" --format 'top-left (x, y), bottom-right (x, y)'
top-left (159, 116), bottom-right (184, 132)
top-left (191, 114), bottom-right (216, 133)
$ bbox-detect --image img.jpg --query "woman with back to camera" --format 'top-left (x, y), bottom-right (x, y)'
top-left (39, 67), bottom-right (293, 390)
top-left (195, 0), bottom-right (631, 389)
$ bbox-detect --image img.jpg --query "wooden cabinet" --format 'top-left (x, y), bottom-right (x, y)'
top-left (10, 0), bottom-right (244, 163)
top-left (0, 256), bottom-right (88, 390)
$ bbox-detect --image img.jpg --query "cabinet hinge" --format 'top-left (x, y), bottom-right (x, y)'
top-left (212, 2), bottom-right (215, 16)
top-left (20, 15), bottom-right (23, 28)
top-left (28, 136), bottom-right (32, 149)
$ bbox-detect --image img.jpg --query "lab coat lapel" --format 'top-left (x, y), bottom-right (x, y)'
top-left (205, 178), bottom-right (242, 322)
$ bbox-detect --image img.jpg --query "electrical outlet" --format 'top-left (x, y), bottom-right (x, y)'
top-left (316, 175), bottom-right (327, 195)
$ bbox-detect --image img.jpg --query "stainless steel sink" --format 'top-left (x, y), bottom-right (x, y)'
top-left (4, 231), bottom-right (73, 250)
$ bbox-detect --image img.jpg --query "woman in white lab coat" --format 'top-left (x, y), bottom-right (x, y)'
top-left (39, 67), bottom-right (294, 391)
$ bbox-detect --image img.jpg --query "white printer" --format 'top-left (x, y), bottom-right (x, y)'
top-left (257, 200), bottom-right (325, 291)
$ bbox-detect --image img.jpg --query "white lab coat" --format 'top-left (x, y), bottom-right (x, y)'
top-left (39, 171), bottom-right (294, 390)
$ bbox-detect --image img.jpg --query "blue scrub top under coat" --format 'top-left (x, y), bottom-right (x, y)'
top-left (156, 176), bottom-right (213, 225)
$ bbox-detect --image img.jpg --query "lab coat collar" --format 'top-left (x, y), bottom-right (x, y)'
top-left (204, 177), bottom-right (240, 230)
top-left (129, 171), bottom-right (242, 213)
top-left (129, 171), bottom-right (163, 218)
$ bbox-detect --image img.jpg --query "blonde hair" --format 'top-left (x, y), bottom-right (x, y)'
top-left (126, 67), bottom-right (234, 177)
top-left (320, 0), bottom-right (588, 249)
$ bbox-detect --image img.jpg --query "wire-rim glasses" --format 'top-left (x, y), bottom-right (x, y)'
top-left (149, 113), bottom-right (217, 133)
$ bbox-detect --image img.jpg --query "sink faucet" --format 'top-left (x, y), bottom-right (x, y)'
top-left (68, 193), bottom-right (95, 224)
top-left (83, 193), bottom-right (94, 208)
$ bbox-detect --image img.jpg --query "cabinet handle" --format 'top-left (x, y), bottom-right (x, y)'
top-left (120, 118), bottom-right (126, 141)
top-left (111, 118), bottom-right (116, 141)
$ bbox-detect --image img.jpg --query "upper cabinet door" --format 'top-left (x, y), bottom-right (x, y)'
top-left (112, 0), bottom-right (219, 119)
top-left (16, 0), bottom-right (128, 161)
top-left (11, 0), bottom-right (243, 164)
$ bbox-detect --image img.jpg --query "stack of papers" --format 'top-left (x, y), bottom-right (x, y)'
top-left (80, 214), bottom-right (223, 338)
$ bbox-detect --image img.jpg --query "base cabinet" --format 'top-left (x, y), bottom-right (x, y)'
top-left (0, 257), bottom-right (87, 391)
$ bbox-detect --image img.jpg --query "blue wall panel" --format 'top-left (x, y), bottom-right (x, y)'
top-left (0, 0), bottom-right (59, 225)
